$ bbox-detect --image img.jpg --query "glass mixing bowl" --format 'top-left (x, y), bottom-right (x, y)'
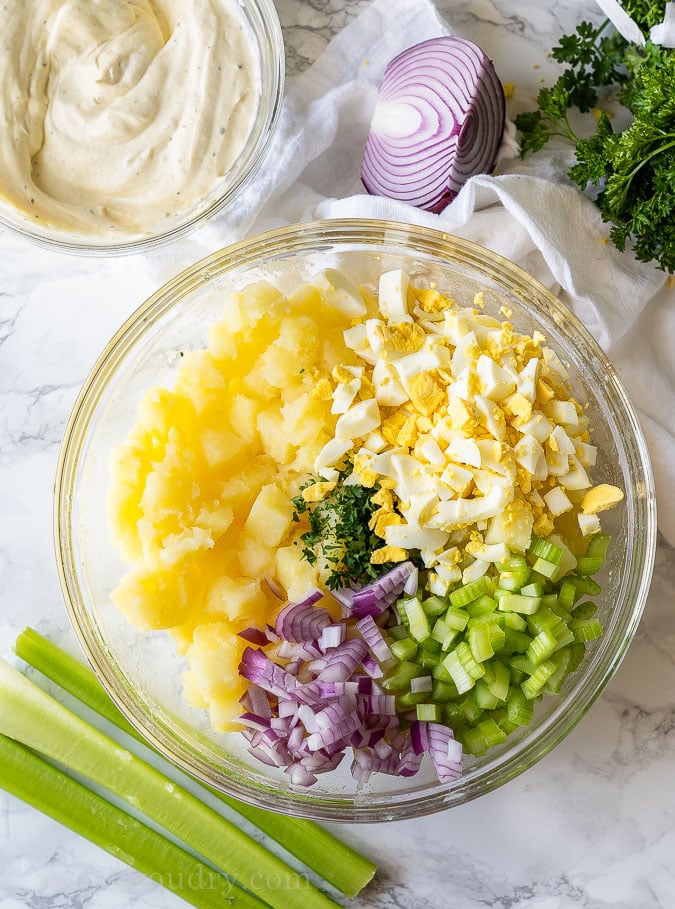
top-left (0, 0), bottom-right (283, 255)
top-left (54, 220), bottom-right (657, 820)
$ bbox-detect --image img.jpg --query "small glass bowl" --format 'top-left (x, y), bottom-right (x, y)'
top-left (55, 220), bottom-right (657, 820)
top-left (0, 0), bottom-right (284, 256)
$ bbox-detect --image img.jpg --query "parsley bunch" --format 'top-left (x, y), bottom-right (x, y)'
top-left (291, 465), bottom-right (400, 590)
top-left (515, 4), bottom-right (675, 272)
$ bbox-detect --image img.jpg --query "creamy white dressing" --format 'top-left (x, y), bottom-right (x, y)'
top-left (0, 0), bottom-right (260, 238)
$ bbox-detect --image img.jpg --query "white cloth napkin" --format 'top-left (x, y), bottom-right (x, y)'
top-left (144, 0), bottom-right (674, 546)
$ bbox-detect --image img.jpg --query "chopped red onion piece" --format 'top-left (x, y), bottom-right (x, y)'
top-left (356, 614), bottom-right (396, 669)
top-left (286, 764), bottom-right (318, 787)
top-left (275, 591), bottom-right (330, 643)
top-left (319, 622), bottom-right (347, 652)
top-left (410, 720), bottom-right (429, 756)
top-left (350, 562), bottom-right (416, 618)
top-left (410, 675), bottom-right (434, 694)
top-left (361, 653), bottom-right (384, 679)
top-left (238, 712), bottom-right (272, 732)
top-left (237, 626), bottom-right (272, 647)
top-left (316, 638), bottom-right (369, 683)
top-left (427, 722), bottom-right (463, 783)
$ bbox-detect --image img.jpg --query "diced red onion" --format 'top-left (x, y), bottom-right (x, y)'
top-left (410, 720), bottom-right (429, 756)
top-left (361, 653), bottom-right (384, 679)
top-left (356, 615), bottom-right (396, 669)
top-left (361, 37), bottom-right (506, 212)
top-left (319, 622), bottom-right (347, 653)
top-left (410, 675), bottom-right (434, 694)
top-left (274, 591), bottom-right (330, 642)
top-left (238, 712), bottom-right (272, 732)
top-left (350, 562), bottom-right (416, 618)
top-left (237, 626), bottom-right (272, 647)
top-left (264, 575), bottom-right (286, 600)
top-left (315, 638), bottom-right (369, 683)
top-left (427, 722), bottom-right (463, 782)
top-left (286, 763), bottom-right (318, 787)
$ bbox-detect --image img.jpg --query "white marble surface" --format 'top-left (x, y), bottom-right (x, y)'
top-left (1, 1), bottom-right (674, 907)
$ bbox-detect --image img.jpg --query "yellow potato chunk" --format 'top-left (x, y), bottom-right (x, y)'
top-left (245, 483), bottom-right (295, 548)
top-left (182, 622), bottom-right (249, 732)
top-left (275, 540), bottom-right (320, 602)
top-left (204, 575), bottom-right (269, 629)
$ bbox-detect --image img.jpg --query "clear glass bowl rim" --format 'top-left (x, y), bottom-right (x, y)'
top-left (54, 218), bottom-right (658, 821)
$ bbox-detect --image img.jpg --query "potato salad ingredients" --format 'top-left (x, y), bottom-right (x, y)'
top-left (107, 265), bottom-right (624, 777)
top-left (0, 0), bottom-right (259, 238)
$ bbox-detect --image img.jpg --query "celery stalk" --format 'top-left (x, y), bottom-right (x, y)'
top-left (0, 735), bottom-right (263, 909)
top-left (0, 658), bottom-right (340, 909)
top-left (14, 627), bottom-right (376, 899)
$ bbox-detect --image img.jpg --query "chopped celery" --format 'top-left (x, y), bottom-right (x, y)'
top-left (506, 688), bottom-right (534, 726)
top-left (444, 607), bottom-right (470, 631)
top-left (391, 638), bottom-right (418, 662)
top-left (418, 650), bottom-right (442, 669)
top-left (498, 593), bottom-right (542, 615)
top-left (0, 659), bottom-right (341, 909)
top-left (0, 736), bottom-right (264, 909)
top-left (528, 536), bottom-right (564, 565)
top-left (521, 659), bottom-right (558, 699)
top-left (416, 703), bottom-right (443, 722)
top-left (472, 679), bottom-right (499, 710)
top-left (571, 601), bottom-right (598, 620)
top-left (520, 581), bottom-right (544, 598)
top-left (569, 617), bottom-right (603, 642)
top-left (14, 628), bottom-right (376, 898)
top-left (465, 594), bottom-right (497, 618)
top-left (476, 717), bottom-right (507, 748)
top-left (530, 556), bottom-right (562, 581)
top-left (468, 625), bottom-right (494, 663)
top-left (432, 680), bottom-right (459, 702)
top-left (502, 628), bottom-right (531, 654)
top-left (381, 660), bottom-right (422, 692)
top-left (576, 556), bottom-right (604, 575)
top-left (586, 533), bottom-right (611, 560)
top-left (448, 577), bottom-right (489, 608)
top-left (401, 597), bottom-right (431, 642)
top-left (526, 630), bottom-right (558, 666)
top-left (485, 661), bottom-right (510, 702)
top-left (421, 595), bottom-right (449, 617)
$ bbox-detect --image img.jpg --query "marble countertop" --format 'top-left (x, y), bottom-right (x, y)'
top-left (1, 1), bottom-right (674, 907)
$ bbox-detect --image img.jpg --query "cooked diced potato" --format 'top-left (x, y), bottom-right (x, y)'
top-left (245, 483), bottom-right (295, 548)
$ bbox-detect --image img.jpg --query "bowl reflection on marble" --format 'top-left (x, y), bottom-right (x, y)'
top-left (54, 219), bottom-right (657, 821)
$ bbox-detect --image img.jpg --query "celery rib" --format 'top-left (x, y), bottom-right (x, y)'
top-left (13, 628), bottom-right (376, 899)
top-left (0, 657), bottom-right (341, 909)
top-left (0, 735), bottom-right (263, 909)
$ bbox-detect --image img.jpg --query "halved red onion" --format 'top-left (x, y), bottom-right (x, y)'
top-left (361, 36), bottom-right (506, 212)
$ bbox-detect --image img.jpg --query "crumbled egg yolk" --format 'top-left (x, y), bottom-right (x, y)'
top-left (317, 268), bottom-right (624, 594)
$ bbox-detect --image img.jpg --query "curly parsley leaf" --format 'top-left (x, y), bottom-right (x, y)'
top-left (291, 464), bottom-right (411, 590)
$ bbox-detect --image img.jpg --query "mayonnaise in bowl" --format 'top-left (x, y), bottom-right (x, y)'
top-left (0, 0), bottom-right (282, 249)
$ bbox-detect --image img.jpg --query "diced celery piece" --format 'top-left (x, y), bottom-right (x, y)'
top-left (401, 597), bottom-right (430, 643)
top-left (571, 601), bottom-right (597, 620)
top-left (390, 638), bottom-right (417, 662)
top-left (486, 661), bottom-right (510, 701)
top-left (468, 625), bottom-right (494, 663)
top-left (498, 593), bottom-right (542, 615)
top-left (432, 662), bottom-right (454, 683)
top-left (498, 565), bottom-right (532, 591)
top-left (442, 642), bottom-right (485, 694)
top-left (477, 717), bottom-right (507, 748)
top-left (442, 702), bottom-right (465, 728)
top-left (418, 650), bottom-right (442, 669)
top-left (430, 618), bottom-right (458, 652)
top-left (506, 687), bottom-right (534, 726)
top-left (509, 654), bottom-right (536, 675)
top-left (521, 659), bottom-right (558, 699)
top-left (473, 678), bottom-right (499, 710)
top-left (531, 557), bottom-right (562, 580)
top-left (381, 660), bottom-right (422, 692)
top-left (586, 532), bottom-right (611, 559)
top-left (459, 695), bottom-right (483, 725)
top-left (557, 578), bottom-right (579, 610)
top-left (448, 578), bottom-right (489, 609)
top-left (528, 536), bottom-right (564, 565)
top-left (544, 647), bottom-right (574, 693)
top-left (465, 594), bottom-right (497, 618)
top-left (444, 607), bottom-right (470, 631)
top-left (432, 680), bottom-right (459, 703)
top-left (526, 629), bottom-right (558, 666)
top-left (503, 612), bottom-right (527, 631)
top-left (396, 690), bottom-right (429, 709)
top-left (527, 607), bottom-right (563, 636)
top-left (457, 726), bottom-right (487, 756)
top-left (576, 556), bottom-right (604, 576)
top-left (421, 595), bottom-right (448, 617)
top-left (416, 703), bottom-right (443, 722)
top-left (569, 617), bottom-right (603, 642)
top-left (502, 628), bottom-right (532, 654)
top-left (387, 625), bottom-right (410, 642)
top-left (419, 635), bottom-right (441, 653)
top-left (520, 581), bottom-right (544, 598)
